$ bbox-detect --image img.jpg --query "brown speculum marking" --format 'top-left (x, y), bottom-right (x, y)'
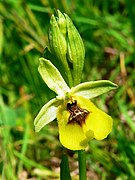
top-left (67, 100), bottom-right (89, 126)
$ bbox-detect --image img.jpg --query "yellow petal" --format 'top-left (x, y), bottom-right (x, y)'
top-left (57, 101), bottom-right (93, 150)
top-left (59, 123), bottom-right (88, 150)
top-left (57, 95), bottom-right (113, 150)
top-left (75, 96), bottom-right (113, 140)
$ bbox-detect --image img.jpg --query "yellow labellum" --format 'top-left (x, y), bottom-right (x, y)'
top-left (57, 96), bottom-right (113, 150)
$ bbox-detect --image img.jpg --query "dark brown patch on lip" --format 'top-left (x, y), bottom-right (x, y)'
top-left (67, 100), bottom-right (90, 126)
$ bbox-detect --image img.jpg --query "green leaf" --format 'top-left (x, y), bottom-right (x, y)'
top-left (71, 80), bottom-right (118, 99)
top-left (38, 58), bottom-right (70, 96)
top-left (34, 98), bottom-right (60, 132)
top-left (0, 18), bottom-right (4, 56)
top-left (0, 96), bottom-right (17, 126)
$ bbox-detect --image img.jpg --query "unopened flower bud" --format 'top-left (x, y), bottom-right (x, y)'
top-left (65, 14), bottom-right (85, 64)
top-left (48, 10), bottom-right (85, 86)
top-left (65, 14), bottom-right (85, 85)
top-left (48, 14), bottom-right (67, 60)
top-left (57, 9), bottom-right (67, 38)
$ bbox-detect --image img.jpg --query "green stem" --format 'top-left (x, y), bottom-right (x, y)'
top-left (61, 57), bottom-right (73, 88)
top-left (78, 150), bottom-right (87, 180)
top-left (60, 154), bottom-right (71, 180)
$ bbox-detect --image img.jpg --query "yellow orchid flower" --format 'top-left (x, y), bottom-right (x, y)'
top-left (34, 58), bottom-right (117, 150)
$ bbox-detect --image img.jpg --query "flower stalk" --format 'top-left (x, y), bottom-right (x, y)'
top-left (78, 150), bottom-right (87, 180)
top-left (60, 154), bottom-right (71, 180)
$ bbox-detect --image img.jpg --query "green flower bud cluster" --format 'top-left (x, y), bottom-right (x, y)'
top-left (48, 10), bottom-right (85, 87)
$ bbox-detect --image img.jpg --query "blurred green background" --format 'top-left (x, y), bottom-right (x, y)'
top-left (0, 0), bottom-right (135, 179)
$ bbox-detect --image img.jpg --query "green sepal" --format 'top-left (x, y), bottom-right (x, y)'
top-left (34, 98), bottom-right (60, 132)
top-left (65, 14), bottom-right (85, 85)
top-left (71, 80), bottom-right (118, 99)
top-left (38, 58), bottom-right (70, 96)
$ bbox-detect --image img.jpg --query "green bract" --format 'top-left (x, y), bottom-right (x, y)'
top-left (34, 58), bottom-right (117, 150)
